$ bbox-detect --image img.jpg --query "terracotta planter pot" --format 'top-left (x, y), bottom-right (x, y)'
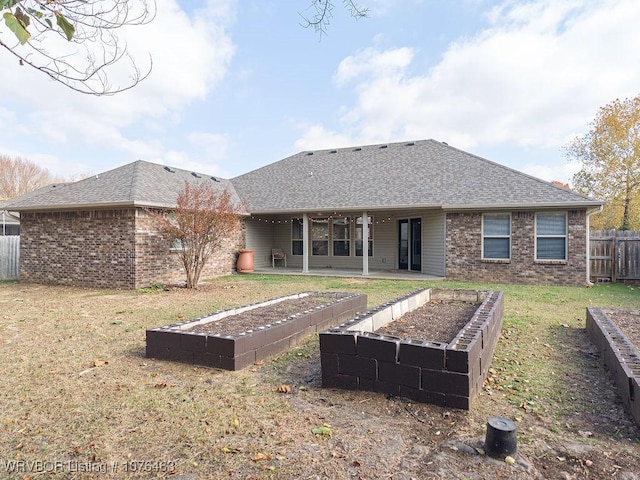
top-left (237, 249), bottom-right (255, 273)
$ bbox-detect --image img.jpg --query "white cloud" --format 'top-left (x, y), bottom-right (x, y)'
top-left (299, 0), bottom-right (640, 159)
top-left (294, 124), bottom-right (355, 151)
top-left (333, 47), bottom-right (414, 86)
top-left (187, 132), bottom-right (230, 162)
top-left (521, 160), bottom-right (582, 184)
top-left (0, 0), bottom-right (236, 169)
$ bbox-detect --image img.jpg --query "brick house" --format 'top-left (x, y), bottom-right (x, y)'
top-left (5, 139), bottom-right (603, 287)
top-left (4, 161), bottom-right (244, 289)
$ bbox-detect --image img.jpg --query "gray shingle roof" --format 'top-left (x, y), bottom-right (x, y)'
top-left (231, 139), bottom-right (602, 213)
top-left (4, 160), bottom-right (241, 211)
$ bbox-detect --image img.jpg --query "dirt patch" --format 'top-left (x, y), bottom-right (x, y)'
top-left (377, 299), bottom-right (479, 343)
top-left (187, 294), bottom-right (335, 335)
top-left (605, 309), bottom-right (640, 350)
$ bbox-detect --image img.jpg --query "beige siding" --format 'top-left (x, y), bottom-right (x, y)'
top-left (247, 210), bottom-right (445, 274)
top-left (422, 209), bottom-right (446, 276)
top-left (245, 217), bottom-right (275, 268)
top-left (371, 219), bottom-right (395, 269)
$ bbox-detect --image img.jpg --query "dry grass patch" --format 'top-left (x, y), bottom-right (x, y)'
top-left (1, 277), bottom-right (639, 479)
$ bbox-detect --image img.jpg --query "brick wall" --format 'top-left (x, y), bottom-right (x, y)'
top-left (134, 210), bottom-right (244, 288)
top-left (445, 210), bottom-right (588, 286)
top-left (20, 209), bottom-right (137, 289)
top-left (20, 208), bottom-right (245, 289)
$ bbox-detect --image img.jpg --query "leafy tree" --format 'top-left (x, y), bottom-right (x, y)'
top-left (300, 0), bottom-right (368, 36)
top-left (151, 182), bottom-right (244, 289)
top-left (0, 154), bottom-right (61, 199)
top-left (0, 0), bottom-right (154, 95)
top-left (566, 94), bottom-right (640, 230)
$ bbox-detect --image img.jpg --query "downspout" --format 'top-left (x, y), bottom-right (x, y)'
top-left (586, 205), bottom-right (604, 286)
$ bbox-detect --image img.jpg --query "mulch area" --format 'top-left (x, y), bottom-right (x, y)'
top-left (186, 294), bottom-right (335, 335)
top-left (606, 309), bottom-right (640, 350)
top-left (375, 299), bottom-right (479, 343)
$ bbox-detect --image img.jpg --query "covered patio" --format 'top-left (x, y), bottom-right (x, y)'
top-left (251, 265), bottom-right (444, 281)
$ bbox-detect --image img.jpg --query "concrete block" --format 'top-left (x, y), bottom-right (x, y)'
top-left (356, 332), bottom-right (400, 362)
top-left (339, 355), bottom-right (377, 380)
top-left (378, 361), bottom-right (420, 388)
top-left (319, 331), bottom-right (358, 355)
top-left (398, 340), bottom-right (446, 370)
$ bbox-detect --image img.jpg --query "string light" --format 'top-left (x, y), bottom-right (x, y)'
top-left (248, 214), bottom-right (394, 225)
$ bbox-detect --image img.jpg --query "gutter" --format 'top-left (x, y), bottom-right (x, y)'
top-left (585, 204), bottom-right (605, 286)
top-left (246, 201), bottom-right (604, 216)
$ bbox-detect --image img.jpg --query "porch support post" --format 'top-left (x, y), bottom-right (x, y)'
top-left (302, 213), bottom-right (309, 273)
top-left (362, 211), bottom-right (369, 276)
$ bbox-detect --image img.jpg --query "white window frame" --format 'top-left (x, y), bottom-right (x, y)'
top-left (355, 215), bottom-right (374, 257)
top-left (332, 216), bottom-right (351, 256)
top-left (291, 218), bottom-right (304, 256)
top-left (535, 211), bottom-right (568, 261)
top-left (311, 217), bottom-right (329, 256)
top-left (482, 213), bottom-right (511, 260)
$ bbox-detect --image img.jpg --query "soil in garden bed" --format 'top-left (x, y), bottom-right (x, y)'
top-left (605, 309), bottom-right (640, 351)
top-left (186, 294), bottom-right (336, 335)
top-left (376, 299), bottom-right (480, 343)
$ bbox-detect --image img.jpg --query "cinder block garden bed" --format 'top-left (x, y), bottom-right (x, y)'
top-left (586, 307), bottom-right (640, 426)
top-left (146, 292), bottom-right (367, 370)
top-left (319, 288), bottom-right (504, 410)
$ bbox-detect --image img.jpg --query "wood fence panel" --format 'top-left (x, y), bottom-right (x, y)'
top-left (590, 230), bottom-right (640, 282)
top-left (617, 238), bottom-right (640, 280)
top-left (0, 236), bottom-right (19, 280)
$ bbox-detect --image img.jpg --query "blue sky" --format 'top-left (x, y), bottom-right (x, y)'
top-left (1, 0), bottom-right (640, 184)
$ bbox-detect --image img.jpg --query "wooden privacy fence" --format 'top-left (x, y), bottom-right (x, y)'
top-left (590, 230), bottom-right (640, 282)
top-left (0, 236), bottom-right (20, 280)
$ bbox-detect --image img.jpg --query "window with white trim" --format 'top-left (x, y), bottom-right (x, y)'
top-left (332, 217), bottom-right (350, 256)
top-left (292, 218), bottom-right (303, 256)
top-left (536, 212), bottom-right (567, 260)
top-left (355, 216), bottom-right (373, 257)
top-left (311, 218), bottom-right (329, 256)
top-left (482, 214), bottom-right (510, 259)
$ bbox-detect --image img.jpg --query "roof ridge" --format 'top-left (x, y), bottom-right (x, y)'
top-left (129, 160), bottom-right (144, 200)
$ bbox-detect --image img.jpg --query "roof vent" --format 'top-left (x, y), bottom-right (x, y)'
top-left (210, 176), bottom-right (220, 182)
top-left (406, 142), bottom-right (415, 146)
top-left (306, 152), bottom-right (314, 156)
top-left (442, 141), bottom-right (448, 145)
top-left (380, 145), bottom-right (388, 149)
top-left (191, 172), bottom-right (201, 178)
top-left (354, 147), bottom-right (362, 151)
top-left (330, 150), bottom-right (337, 154)
top-left (164, 166), bottom-right (175, 173)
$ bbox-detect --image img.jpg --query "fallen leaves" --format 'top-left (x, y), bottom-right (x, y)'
top-left (312, 424), bottom-right (332, 437)
top-left (221, 445), bottom-right (241, 454)
top-left (252, 452), bottom-right (271, 462)
top-left (78, 360), bottom-right (109, 376)
top-left (276, 384), bottom-right (291, 394)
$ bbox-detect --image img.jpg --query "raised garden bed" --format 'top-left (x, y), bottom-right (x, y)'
top-left (146, 292), bottom-right (367, 370)
top-left (319, 288), bottom-right (504, 410)
top-left (586, 307), bottom-right (640, 426)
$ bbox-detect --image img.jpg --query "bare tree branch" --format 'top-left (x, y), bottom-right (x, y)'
top-left (300, 0), bottom-right (368, 37)
top-left (1, 0), bottom-right (155, 95)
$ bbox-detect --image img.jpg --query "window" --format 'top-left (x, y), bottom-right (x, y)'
top-left (536, 212), bottom-right (567, 260)
top-left (482, 214), bottom-right (510, 260)
top-left (355, 216), bottom-right (373, 256)
top-left (332, 217), bottom-right (350, 256)
top-left (292, 218), bottom-right (303, 256)
top-left (311, 218), bottom-right (329, 255)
